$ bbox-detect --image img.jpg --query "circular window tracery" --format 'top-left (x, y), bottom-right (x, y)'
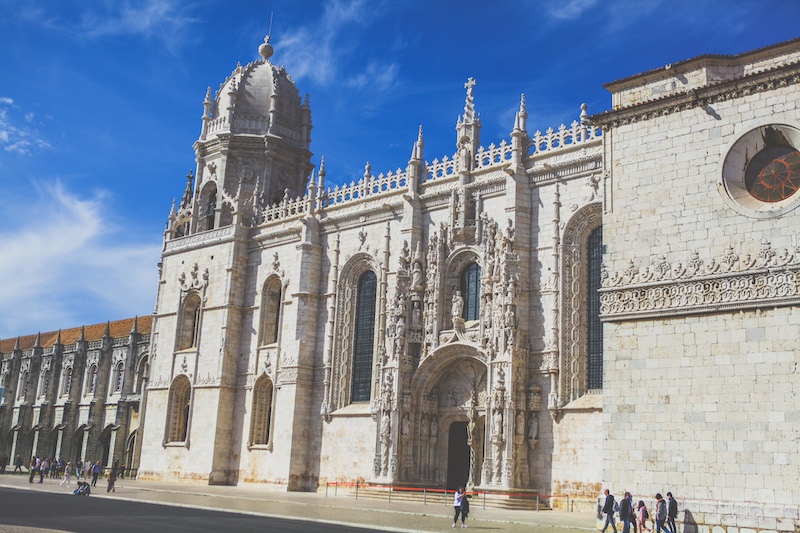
top-left (721, 124), bottom-right (800, 218)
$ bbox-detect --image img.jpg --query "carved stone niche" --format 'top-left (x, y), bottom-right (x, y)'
top-left (527, 385), bottom-right (543, 411)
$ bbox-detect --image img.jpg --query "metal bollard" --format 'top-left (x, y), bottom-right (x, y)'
top-left (537, 494), bottom-right (539, 511)
top-left (388, 485), bottom-right (392, 503)
top-left (325, 482), bottom-right (328, 497)
top-left (423, 488), bottom-right (427, 505)
top-left (355, 483), bottom-right (359, 499)
top-left (483, 492), bottom-right (486, 510)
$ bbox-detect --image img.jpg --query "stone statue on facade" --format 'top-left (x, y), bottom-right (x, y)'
top-left (452, 291), bottom-right (464, 322)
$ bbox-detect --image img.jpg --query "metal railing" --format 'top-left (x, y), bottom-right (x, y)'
top-left (324, 481), bottom-right (570, 511)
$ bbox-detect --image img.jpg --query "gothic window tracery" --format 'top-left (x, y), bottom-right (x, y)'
top-left (258, 276), bottom-right (283, 346)
top-left (115, 363), bottom-right (125, 393)
top-left (134, 355), bottom-right (148, 394)
top-left (561, 203), bottom-right (602, 403)
top-left (352, 270), bottom-right (377, 402)
top-left (40, 370), bottom-right (49, 398)
top-left (249, 374), bottom-right (273, 446)
top-left (63, 367), bottom-right (72, 396)
top-left (331, 254), bottom-right (382, 410)
top-left (88, 365), bottom-right (98, 394)
top-left (179, 292), bottom-right (202, 350)
top-left (166, 375), bottom-right (191, 443)
top-left (587, 226), bottom-right (603, 390)
top-left (460, 262), bottom-right (481, 322)
top-left (19, 371), bottom-right (28, 400)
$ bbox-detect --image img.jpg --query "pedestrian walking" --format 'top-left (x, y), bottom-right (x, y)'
top-left (452, 486), bottom-right (467, 528)
top-left (106, 466), bottom-right (116, 493)
top-left (601, 489), bottom-right (618, 533)
top-left (637, 501), bottom-right (652, 533)
top-left (619, 492), bottom-right (635, 533)
top-left (91, 462), bottom-right (100, 487)
top-left (28, 457), bottom-right (37, 483)
top-left (60, 462), bottom-right (73, 488)
top-left (666, 492), bottom-right (678, 533)
top-left (38, 458), bottom-right (47, 483)
top-left (14, 455), bottom-right (23, 473)
top-left (0, 454), bottom-right (8, 473)
top-left (654, 494), bottom-right (669, 533)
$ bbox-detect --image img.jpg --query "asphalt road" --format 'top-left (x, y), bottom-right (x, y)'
top-left (0, 487), bottom-right (383, 533)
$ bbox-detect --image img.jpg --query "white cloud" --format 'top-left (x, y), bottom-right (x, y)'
top-left (10, 0), bottom-right (198, 53)
top-left (0, 97), bottom-right (13, 105)
top-left (545, 0), bottom-right (598, 20)
top-left (277, 0), bottom-right (398, 90)
top-left (0, 181), bottom-right (161, 338)
top-left (0, 106), bottom-right (50, 155)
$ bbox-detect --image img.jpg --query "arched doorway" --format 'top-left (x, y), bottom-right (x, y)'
top-left (410, 346), bottom-right (488, 487)
top-left (447, 422), bottom-right (469, 490)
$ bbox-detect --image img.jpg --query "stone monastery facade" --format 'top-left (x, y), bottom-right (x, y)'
top-left (3, 35), bottom-right (800, 532)
top-left (0, 318), bottom-right (152, 470)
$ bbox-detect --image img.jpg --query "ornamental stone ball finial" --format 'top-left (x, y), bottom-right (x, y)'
top-left (259, 35), bottom-right (273, 60)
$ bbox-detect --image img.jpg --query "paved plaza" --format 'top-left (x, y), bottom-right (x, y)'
top-left (0, 473), bottom-right (595, 532)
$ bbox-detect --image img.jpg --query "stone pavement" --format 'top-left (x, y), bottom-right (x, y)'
top-left (0, 473), bottom-right (596, 532)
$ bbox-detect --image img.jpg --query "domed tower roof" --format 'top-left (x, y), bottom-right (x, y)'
top-left (204, 36), bottom-right (311, 151)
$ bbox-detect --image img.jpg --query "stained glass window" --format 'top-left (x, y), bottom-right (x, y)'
top-left (351, 270), bottom-right (377, 402)
top-left (745, 146), bottom-right (800, 202)
top-left (587, 226), bottom-right (603, 390)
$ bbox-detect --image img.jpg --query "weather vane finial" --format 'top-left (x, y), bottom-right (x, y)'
top-left (259, 11), bottom-right (275, 60)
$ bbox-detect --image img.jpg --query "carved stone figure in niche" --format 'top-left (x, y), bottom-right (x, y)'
top-left (412, 261), bottom-right (423, 290)
top-left (452, 291), bottom-right (464, 322)
top-left (399, 241), bottom-right (410, 272)
top-left (516, 410), bottom-right (525, 436)
top-left (528, 413), bottom-right (539, 441)
top-left (420, 415), bottom-right (428, 438)
top-left (505, 219), bottom-right (515, 252)
top-left (401, 414), bottom-right (409, 438)
top-left (430, 418), bottom-right (438, 439)
top-left (411, 301), bottom-right (422, 327)
top-left (492, 410), bottom-right (503, 438)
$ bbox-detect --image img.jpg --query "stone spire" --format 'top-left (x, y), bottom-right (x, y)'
top-left (103, 321), bottom-right (110, 338)
top-left (55, 329), bottom-right (62, 346)
top-left (131, 316), bottom-right (138, 335)
top-left (34, 332), bottom-right (41, 348)
top-left (13, 336), bottom-right (20, 351)
top-left (456, 77), bottom-right (481, 160)
top-left (200, 87), bottom-right (213, 140)
top-left (411, 125), bottom-right (424, 161)
top-left (514, 94), bottom-right (527, 133)
top-left (317, 156), bottom-right (326, 196)
top-left (181, 170), bottom-right (194, 208)
top-left (78, 326), bottom-right (85, 342)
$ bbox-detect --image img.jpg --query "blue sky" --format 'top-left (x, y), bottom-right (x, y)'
top-left (1, 0), bottom-right (799, 338)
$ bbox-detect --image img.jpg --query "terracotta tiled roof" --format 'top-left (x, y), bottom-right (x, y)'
top-left (0, 316), bottom-right (152, 354)
top-left (603, 36), bottom-right (800, 89)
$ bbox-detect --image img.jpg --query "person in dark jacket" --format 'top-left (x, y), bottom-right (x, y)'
top-left (654, 493), bottom-right (668, 533)
top-left (666, 492), bottom-right (678, 533)
top-left (602, 489), bottom-right (618, 533)
top-left (619, 491), bottom-right (636, 533)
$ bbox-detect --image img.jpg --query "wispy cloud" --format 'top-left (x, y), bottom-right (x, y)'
top-left (277, 0), bottom-right (399, 90)
top-left (544, 0), bottom-right (598, 20)
top-left (0, 181), bottom-right (161, 338)
top-left (10, 0), bottom-right (199, 53)
top-left (0, 98), bottom-right (50, 154)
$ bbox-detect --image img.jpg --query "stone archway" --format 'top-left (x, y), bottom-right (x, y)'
top-left (410, 346), bottom-right (487, 487)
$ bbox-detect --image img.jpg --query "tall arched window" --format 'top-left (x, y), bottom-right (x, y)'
top-left (460, 262), bottom-right (481, 322)
top-left (88, 365), bottom-right (98, 394)
top-left (179, 293), bottom-right (202, 350)
top-left (134, 356), bottom-right (148, 394)
top-left (250, 375), bottom-right (274, 446)
top-left (19, 372), bottom-right (28, 400)
top-left (166, 376), bottom-right (191, 442)
top-left (259, 277), bottom-right (282, 346)
top-left (63, 368), bottom-right (72, 396)
top-left (41, 370), bottom-right (50, 397)
top-left (205, 193), bottom-right (216, 231)
top-left (351, 270), bottom-right (377, 402)
top-left (115, 363), bottom-right (125, 392)
top-left (587, 226), bottom-right (603, 390)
